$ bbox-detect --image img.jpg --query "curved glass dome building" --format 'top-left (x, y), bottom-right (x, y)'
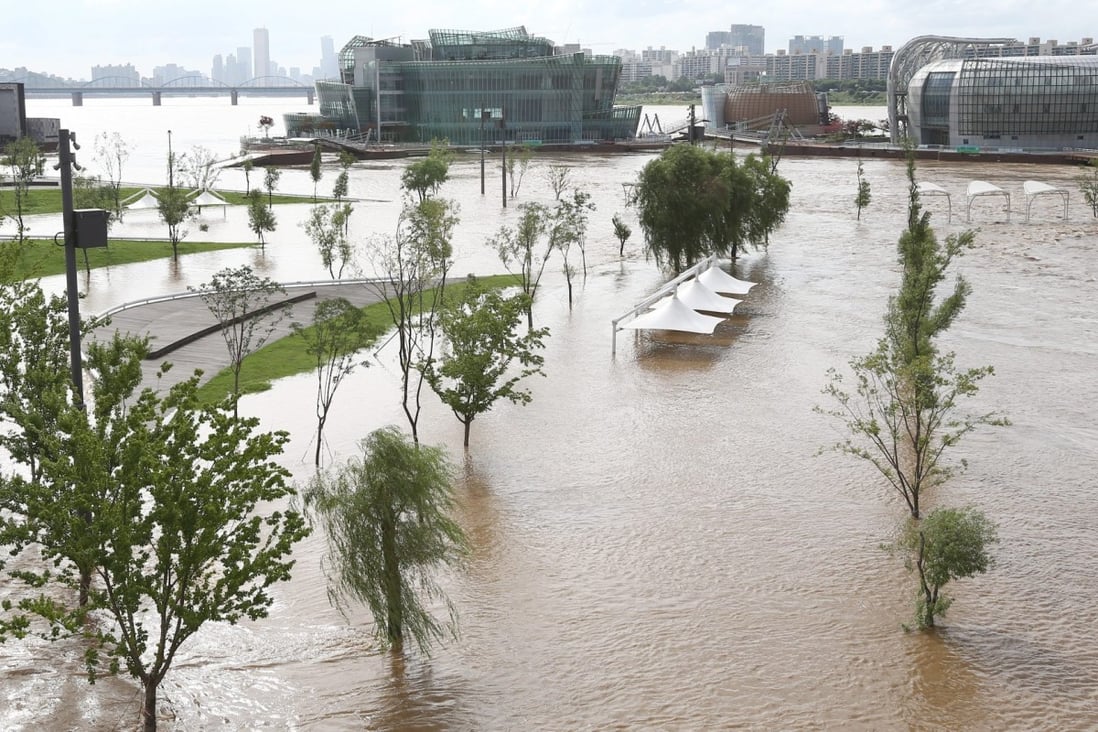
top-left (908, 56), bottom-right (1098, 150)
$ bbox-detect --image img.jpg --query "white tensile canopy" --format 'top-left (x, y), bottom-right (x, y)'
top-left (1022, 180), bottom-right (1068, 223)
top-left (697, 264), bottom-right (756, 296)
top-left (189, 189), bottom-right (230, 219)
top-left (655, 279), bottom-right (741, 314)
top-left (966, 180), bottom-right (1011, 222)
top-left (122, 188), bottom-right (160, 210)
top-left (620, 294), bottom-right (725, 334)
top-left (916, 181), bottom-right (952, 222)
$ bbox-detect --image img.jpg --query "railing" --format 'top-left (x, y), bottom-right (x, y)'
top-left (610, 255), bottom-right (717, 356)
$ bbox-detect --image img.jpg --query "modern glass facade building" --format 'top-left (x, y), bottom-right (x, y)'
top-left (908, 56), bottom-right (1098, 150)
top-left (285, 27), bottom-right (640, 145)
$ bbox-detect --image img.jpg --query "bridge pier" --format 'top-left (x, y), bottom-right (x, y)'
top-left (152, 91), bottom-right (162, 106)
top-left (307, 88), bottom-right (315, 105)
top-left (231, 89), bottom-right (239, 105)
top-left (72, 92), bottom-right (83, 106)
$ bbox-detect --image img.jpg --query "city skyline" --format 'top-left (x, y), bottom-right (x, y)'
top-left (3, 0), bottom-right (1096, 80)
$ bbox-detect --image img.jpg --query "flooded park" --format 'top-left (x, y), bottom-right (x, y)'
top-left (2, 98), bottom-right (1097, 729)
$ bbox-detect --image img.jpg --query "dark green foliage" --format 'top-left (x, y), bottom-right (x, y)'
top-left (1077, 160), bottom-right (1098, 217)
top-left (632, 144), bottom-right (790, 271)
top-left (425, 276), bottom-right (548, 447)
top-left (247, 189), bottom-right (277, 248)
top-left (310, 144), bottom-right (323, 202)
top-left (490, 202), bottom-right (551, 330)
top-left (612, 213), bottom-right (632, 257)
top-left (306, 427), bottom-right (466, 653)
top-left (901, 507), bottom-right (997, 628)
top-left (855, 159), bottom-right (871, 220)
top-left (401, 141), bottom-right (451, 203)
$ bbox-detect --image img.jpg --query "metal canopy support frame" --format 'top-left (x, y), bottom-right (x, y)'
top-left (966, 181), bottom-right (1011, 223)
top-left (611, 255), bottom-right (719, 356)
top-left (916, 181), bottom-right (952, 223)
top-left (1023, 180), bottom-right (1069, 223)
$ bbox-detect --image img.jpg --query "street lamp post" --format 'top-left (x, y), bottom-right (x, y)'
top-left (499, 112), bottom-right (507, 209)
top-left (480, 107), bottom-right (490, 196)
top-left (58, 129), bottom-right (84, 404)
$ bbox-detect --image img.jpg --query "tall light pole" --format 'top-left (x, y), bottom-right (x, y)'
top-left (57, 129), bottom-right (85, 405)
top-left (480, 107), bottom-right (489, 196)
top-left (499, 112), bottom-right (507, 209)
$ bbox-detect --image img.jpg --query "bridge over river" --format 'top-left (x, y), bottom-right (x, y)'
top-left (19, 74), bottom-right (315, 106)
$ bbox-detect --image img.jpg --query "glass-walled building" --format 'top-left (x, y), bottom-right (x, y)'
top-left (908, 56), bottom-right (1098, 150)
top-left (285, 27), bottom-right (640, 144)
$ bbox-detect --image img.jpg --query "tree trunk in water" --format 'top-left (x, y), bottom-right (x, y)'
top-left (381, 514), bottom-right (403, 646)
top-left (463, 419), bottom-right (471, 448)
top-left (142, 681), bottom-right (158, 732)
top-left (79, 566), bottom-right (91, 608)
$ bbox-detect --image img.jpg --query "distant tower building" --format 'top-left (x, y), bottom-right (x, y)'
top-left (320, 35), bottom-right (338, 79)
top-left (212, 54), bottom-right (224, 83)
top-left (706, 30), bottom-right (733, 50)
top-left (253, 27), bottom-right (270, 81)
top-left (789, 35), bottom-right (844, 55)
top-left (729, 24), bottom-right (765, 56)
top-left (236, 46), bottom-right (252, 80)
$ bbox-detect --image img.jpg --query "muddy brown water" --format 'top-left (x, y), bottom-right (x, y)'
top-left (3, 142), bottom-right (1098, 729)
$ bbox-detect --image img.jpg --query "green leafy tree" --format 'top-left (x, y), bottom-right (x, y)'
top-left (310, 143), bottom-right (323, 202)
top-left (490, 202), bottom-right (552, 330)
top-left (304, 203), bottom-right (352, 279)
top-left (632, 145), bottom-right (790, 271)
top-left (900, 507), bottom-right (997, 629)
top-left (855, 159), bottom-right (872, 220)
top-left (820, 155), bottom-right (1006, 518)
top-left (425, 277), bottom-right (548, 447)
top-left (548, 189), bottom-right (595, 308)
top-left (612, 213), bottom-right (632, 257)
top-left (366, 197), bottom-right (458, 443)
top-left (292, 297), bottom-right (377, 466)
top-left (192, 265), bottom-right (290, 416)
top-left (401, 140), bottom-right (452, 202)
top-left (2, 136), bottom-right (46, 244)
top-left (157, 140), bottom-right (194, 260)
top-left (263, 166), bottom-right (281, 207)
top-left (92, 130), bottom-right (130, 220)
top-left (1077, 159), bottom-right (1098, 217)
top-left (247, 189), bottom-right (277, 249)
top-left (305, 426), bottom-right (466, 653)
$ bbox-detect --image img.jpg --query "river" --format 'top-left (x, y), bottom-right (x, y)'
top-left (2, 98), bottom-right (1096, 730)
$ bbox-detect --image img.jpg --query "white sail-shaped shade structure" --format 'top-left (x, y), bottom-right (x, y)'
top-left (123, 189), bottom-right (160, 210)
top-left (190, 189), bottom-right (230, 207)
top-left (698, 265), bottom-right (756, 296)
top-left (621, 294), bottom-right (725, 334)
top-left (654, 279), bottom-right (741, 314)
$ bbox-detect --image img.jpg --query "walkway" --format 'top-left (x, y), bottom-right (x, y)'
top-left (90, 280), bottom-right (387, 394)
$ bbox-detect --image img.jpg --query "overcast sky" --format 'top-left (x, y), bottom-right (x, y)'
top-left (4, 0), bottom-right (1095, 80)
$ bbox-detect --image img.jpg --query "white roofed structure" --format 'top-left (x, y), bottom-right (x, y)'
top-left (189, 189), bottom-right (230, 219)
top-left (698, 264), bottom-right (756, 295)
top-left (967, 180), bottom-right (1011, 222)
top-left (916, 181), bottom-right (952, 222)
top-left (122, 188), bottom-right (160, 210)
top-left (620, 294), bottom-right (726, 334)
top-left (1022, 180), bottom-right (1068, 223)
top-left (655, 279), bottom-right (740, 314)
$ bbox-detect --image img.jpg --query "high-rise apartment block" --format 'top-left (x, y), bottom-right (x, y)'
top-left (788, 35), bottom-right (844, 56)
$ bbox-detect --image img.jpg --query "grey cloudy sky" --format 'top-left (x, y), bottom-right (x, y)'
top-left (3, 0), bottom-right (1095, 79)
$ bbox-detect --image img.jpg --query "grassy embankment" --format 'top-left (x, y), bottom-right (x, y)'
top-left (0, 186), bottom-right (327, 279)
top-left (194, 273), bottom-right (522, 403)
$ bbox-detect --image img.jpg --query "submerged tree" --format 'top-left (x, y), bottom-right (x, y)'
top-left (900, 506), bottom-right (997, 629)
top-left (855, 158), bottom-right (872, 220)
top-left (157, 136), bottom-right (194, 260)
top-left (1077, 159), bottom-right (1098, 217)
top-left (401, 140), bottom-right (451, 202)
top-left (425, 277), bottom-right (548, 447)
top-left (304, 203), bottom-right (353, 279)
top-left (192, 265), bottom-right (289, 416)
top-left (612, 213), bottom-right (632, 257)
top-left (632, 144), bottom-right (790, 271)
top-left (820, 154), bottom-right (1007, 519)
top-left (490, 202), bottom-right (552, 330)
top-left (366, 197), bottom-right (458, 443)
top-left (179, 144), bottom-right (222, 191)
top-left (306, 427), bottom-right (466, 653)
top-left (310, 143), bottom-right (323, 202)
top-left (92, 130), bottom-right (130, 220)
top-left (247, 189), bottom-right (277, 249)
top-left (292, 297), bottom-right (377, 466)
top-left (263, 166), bottom-right (281, 207)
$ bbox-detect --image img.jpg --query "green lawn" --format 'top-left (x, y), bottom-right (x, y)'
top-left (4, 238), bottom-right (254, 280)
top-left (0, 186), bottom-right (323, 217)
top-left (195, 274), bottom-right (522, 403)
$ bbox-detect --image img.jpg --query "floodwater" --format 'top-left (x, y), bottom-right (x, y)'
top-left (3, 99), bottom-right (1098, 729)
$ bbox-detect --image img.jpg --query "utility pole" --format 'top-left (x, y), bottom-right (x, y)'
top-left (58, 128), bottom-right (84, 405)
top-left (480, 107), bottom-right (489, 195)
top-left (500, 112), bottom-right (507, 208)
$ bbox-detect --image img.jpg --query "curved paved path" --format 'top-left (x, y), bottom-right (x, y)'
top-left (90, 281), bottom-right (387, 394)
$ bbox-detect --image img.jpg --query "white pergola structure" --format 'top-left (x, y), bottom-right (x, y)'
top-left (122, 188), bottom-right (160, 211)
top-left (916, 181), bottom-right (952, 222)
top-left (966, 180), bottom-right (1011, 223)
top-left (611, 256), bottom-right (755, 356)
top-left (189, 189), bottom-right (231, 219)
top-left (1022, 180), bottom-right (1069, 223)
